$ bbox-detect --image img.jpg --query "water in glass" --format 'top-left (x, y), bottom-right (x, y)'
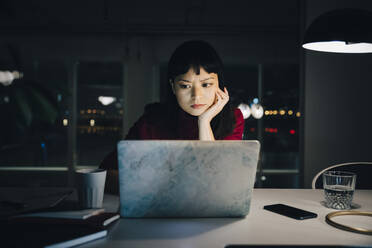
top-left (324, 185), bottom-right (354, 209)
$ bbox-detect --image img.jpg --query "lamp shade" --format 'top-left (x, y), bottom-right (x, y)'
top-left (302, 9), bottom-right (372, 53)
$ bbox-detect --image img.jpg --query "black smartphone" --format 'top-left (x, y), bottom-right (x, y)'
top-left (263, 204), bottom-right (317, 220)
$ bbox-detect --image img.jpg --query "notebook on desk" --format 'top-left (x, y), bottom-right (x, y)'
top-left (117, 140), bottom-right (260, 218)
top-left (0, 187), bottom-right (74, 219)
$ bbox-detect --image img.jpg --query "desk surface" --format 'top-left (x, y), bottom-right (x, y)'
top-left (83, 189), bottom-right (372, 248)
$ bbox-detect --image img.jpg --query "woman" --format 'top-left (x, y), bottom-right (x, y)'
top-left (100, 40), bottom-right (244, 193)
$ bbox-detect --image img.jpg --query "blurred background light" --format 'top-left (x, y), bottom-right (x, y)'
top-left (98, 96), bottom-right (116, 106)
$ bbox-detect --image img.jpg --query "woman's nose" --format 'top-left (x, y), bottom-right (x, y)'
top-left (191, 86), bottom-right (202, 99)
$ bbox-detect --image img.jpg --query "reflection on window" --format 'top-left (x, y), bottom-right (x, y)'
top-left (0, 60), bottom-right (124, 168)
top-left (262, 64), bottom-right (299, 165)
top-left (225, 64), bottom-right (300, 188)
top-left (0, 60), bottom-right (69, 166)
top-left (77, 62), bottom-right (123, 166)
top-left (224, 65), bottom-right (259, 140)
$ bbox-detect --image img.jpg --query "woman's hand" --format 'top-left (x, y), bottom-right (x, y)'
top-left (198, 87), bottom-right (229, 125)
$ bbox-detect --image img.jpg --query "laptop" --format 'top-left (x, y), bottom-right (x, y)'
top-left (117, 140), bottom-right (260, 218)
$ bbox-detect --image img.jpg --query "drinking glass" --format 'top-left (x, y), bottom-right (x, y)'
top-left (323, 171), bottom-right (356, 210)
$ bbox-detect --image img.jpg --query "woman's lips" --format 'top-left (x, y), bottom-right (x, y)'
top-left (191, 104), bottom-right (206, 109)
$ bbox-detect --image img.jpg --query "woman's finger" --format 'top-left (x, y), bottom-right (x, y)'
top-left (215, 92), bottom-right (228, 110)
top-left (217, 90), bottom-right (228, 102)
top-left (224, 87), bottom-right (229, 99)
top-left (214, 92), bottom-right (219, 103)
top-left (217, 89), bottom-right (225, 97)
top-left (216, 91), bottom-right (225, 103)
top-left (218, 88), bottom-right (228, 98)
top-left (216, 91), bottom-right (222, 102)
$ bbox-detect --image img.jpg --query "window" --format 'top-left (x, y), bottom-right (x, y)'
top-left (0, 60), bottom-right (70, 166)
top-left (225, 64), bottom-right (300, 188)
top-left (260, 64), bottom-right (300, 187)
top-left (0, 60), bottom-right (124, 168)
top-left (77, 62), bottom-right (123, 166)
top-left (224, 65), bottom-right (259, 140)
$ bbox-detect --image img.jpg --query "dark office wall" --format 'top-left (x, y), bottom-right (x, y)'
top-left (303, 0), bottom-right (372, 188)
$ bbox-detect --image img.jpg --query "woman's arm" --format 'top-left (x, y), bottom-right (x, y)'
top-left (198, 120), bottom-right (215, 140)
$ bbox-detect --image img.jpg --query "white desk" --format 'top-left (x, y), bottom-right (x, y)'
top-left (83, 189), bottom-right (372, 248)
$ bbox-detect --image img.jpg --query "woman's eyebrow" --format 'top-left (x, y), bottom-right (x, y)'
top-left (177, 77), bottom-right (214, 82)
top-left (178, 79), bottom-right (191, 82)
top-left (200, 77), bottom-right (214, 82)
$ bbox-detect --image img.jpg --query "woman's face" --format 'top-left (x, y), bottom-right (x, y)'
top-left (172, 67), bottom-right (219, 116)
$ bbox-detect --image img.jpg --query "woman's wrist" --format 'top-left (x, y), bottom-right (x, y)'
top-left (198, 116), bottom-right (211, 126)
top-left (198, 119), bottom-right (215, 141)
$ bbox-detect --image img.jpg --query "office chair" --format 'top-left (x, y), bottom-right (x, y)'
top-left (312, 162), bottom-right (372, 189)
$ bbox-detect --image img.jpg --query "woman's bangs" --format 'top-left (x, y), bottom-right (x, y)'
top-left (175, 60), bottom-right (220, 77)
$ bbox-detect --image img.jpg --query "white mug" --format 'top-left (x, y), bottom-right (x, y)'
top-left (75, 168), bottom-right (107, 209)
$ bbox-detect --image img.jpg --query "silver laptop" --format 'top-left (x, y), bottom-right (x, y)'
top-left (117, 140), bottom-right (260, 218)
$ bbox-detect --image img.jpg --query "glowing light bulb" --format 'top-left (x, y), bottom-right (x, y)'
top-left (0, 71), bottom-right (23, 86)
top-left (251, 103), bottom-right (264, 119)
top-left (238, 103), bottom-right (251, 119)
top-left (98, 96), bottom-right (116, 106)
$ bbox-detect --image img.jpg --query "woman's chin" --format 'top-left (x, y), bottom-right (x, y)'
top-left (183, 108), bottom-right (204, 117)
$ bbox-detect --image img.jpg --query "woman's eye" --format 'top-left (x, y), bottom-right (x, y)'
top-left (202, 83), bottom-right (212, 87)
top-left (179, 84), bottom-right (191, 89)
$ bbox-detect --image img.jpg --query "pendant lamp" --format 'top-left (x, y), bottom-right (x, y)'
top-left (302, 9), bottom-right (372, 53)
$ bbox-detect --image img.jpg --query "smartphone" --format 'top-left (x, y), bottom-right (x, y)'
top-left (263, 204), bottom-right (317, 220)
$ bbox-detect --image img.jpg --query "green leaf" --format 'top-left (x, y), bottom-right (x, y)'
top-left (13, 87), bottom-right (33, 127)
top-left (26, 86), bottom-right (58, 124)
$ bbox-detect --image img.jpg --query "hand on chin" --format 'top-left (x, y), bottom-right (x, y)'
top-left (198, 87), bottom-right (229, 124)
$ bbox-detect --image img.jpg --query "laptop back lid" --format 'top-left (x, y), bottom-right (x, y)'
top-left (117, 140), bottom-right (260, 218)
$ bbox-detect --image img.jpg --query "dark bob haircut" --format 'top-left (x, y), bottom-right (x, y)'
top-left (166, 40), bottom-right (235, 139)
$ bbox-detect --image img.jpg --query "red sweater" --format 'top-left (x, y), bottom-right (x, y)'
top-left (100, 104), bottom-right (244, 169)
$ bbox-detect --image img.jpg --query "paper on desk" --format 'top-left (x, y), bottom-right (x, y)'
top-left (15, 208), bottom-right (105, 220)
